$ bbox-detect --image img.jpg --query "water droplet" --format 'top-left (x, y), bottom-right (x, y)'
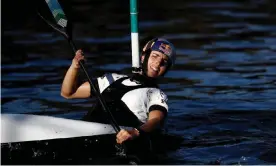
top-left (238, 156), bottom-right (248, 165)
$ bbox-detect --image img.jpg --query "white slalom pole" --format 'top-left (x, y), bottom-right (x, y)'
top-left (130, 0), bottom-right (140, 73)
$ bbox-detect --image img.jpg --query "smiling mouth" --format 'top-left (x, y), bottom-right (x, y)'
top-left (150, 66), bottom-right (159, 72)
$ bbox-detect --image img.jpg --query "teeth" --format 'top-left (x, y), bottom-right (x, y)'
top-left (151, 66), bottom-right (158, 72)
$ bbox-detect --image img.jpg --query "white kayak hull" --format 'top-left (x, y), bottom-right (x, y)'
top-left (1, 113), bottom-right (131, 143)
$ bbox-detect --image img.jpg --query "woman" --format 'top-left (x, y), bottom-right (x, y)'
top-left (61, 38), bottom-right (176, 145)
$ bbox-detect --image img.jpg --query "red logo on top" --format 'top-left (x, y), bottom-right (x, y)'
top-left (159, 43), bottom-right (172, 55)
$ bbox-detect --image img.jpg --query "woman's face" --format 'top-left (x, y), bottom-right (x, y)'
top-left (142, 51), bottom-right (169, 78)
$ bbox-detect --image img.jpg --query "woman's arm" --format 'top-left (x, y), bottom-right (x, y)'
top-left (116, 110), bottom-right (165, 144)
top-left (138, 110), bottom-right (165, 132)
top-left (61, 49), bottom-right (91, 99)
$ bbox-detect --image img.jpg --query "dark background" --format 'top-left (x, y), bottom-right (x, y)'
top-left (2, 0), bottom-right (276, 164)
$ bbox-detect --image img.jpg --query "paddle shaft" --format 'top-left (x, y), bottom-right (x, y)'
top-left (39, 1), bottom-right (141, 161)
top-left (40, 0), bottom-right (122, 133)
top-left (68, 40), bottom-right (121, 133)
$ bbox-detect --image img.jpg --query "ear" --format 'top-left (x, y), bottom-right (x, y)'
top-left (141, 55), bottom-right (145, 63)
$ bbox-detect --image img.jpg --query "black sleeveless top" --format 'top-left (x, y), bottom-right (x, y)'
top-left (82, 74), bottom-right (158, 128)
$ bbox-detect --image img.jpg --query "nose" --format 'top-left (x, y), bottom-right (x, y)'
top-left (154, 57), bottom-right (162, 66)
top-left (156, 57), bottom-right (168, 67)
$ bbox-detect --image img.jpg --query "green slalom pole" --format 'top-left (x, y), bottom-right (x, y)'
top-left (130, 0), bottom-right (140, 73)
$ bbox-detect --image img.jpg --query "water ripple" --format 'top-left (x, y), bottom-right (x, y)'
top-left (2, 0), bottom-right (276, 164)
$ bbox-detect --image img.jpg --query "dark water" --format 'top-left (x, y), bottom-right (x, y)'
top-left (2, 0), bottom-right (276, 164)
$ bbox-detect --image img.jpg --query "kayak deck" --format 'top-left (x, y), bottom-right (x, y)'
top-left (1, 113), bottom-right (184, 164)
top-left (1, 113), bottom-right (122, 143)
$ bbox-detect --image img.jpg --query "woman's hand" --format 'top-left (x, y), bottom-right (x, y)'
top-left (116, 128), bottom-right (140, 144)
top-left (71, 49), bottom-right (85, 69)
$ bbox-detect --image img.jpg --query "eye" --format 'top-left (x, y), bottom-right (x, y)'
top-left (161, 59), bottom-right (169, 66)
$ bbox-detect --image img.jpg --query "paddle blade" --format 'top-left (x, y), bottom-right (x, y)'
top-left (45, 0), bottom-right (68, 28)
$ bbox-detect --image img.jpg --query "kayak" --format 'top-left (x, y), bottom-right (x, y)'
top-left (1, 113), bottom-right (183, 164)
top-left (1, 113), bottom-right (144, 164)
top-left (1, 114), bottom-right (159, 164)
top-left (1, 113), bottom-right (132, 143)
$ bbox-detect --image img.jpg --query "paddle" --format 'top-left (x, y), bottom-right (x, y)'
top-left (39, 0), bottom-right (121, 134)
top-left (37, 0), bottom-right (139, 162)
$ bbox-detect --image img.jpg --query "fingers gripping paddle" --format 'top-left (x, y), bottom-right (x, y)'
top-left (38, 0), bottom-right (140, 163)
